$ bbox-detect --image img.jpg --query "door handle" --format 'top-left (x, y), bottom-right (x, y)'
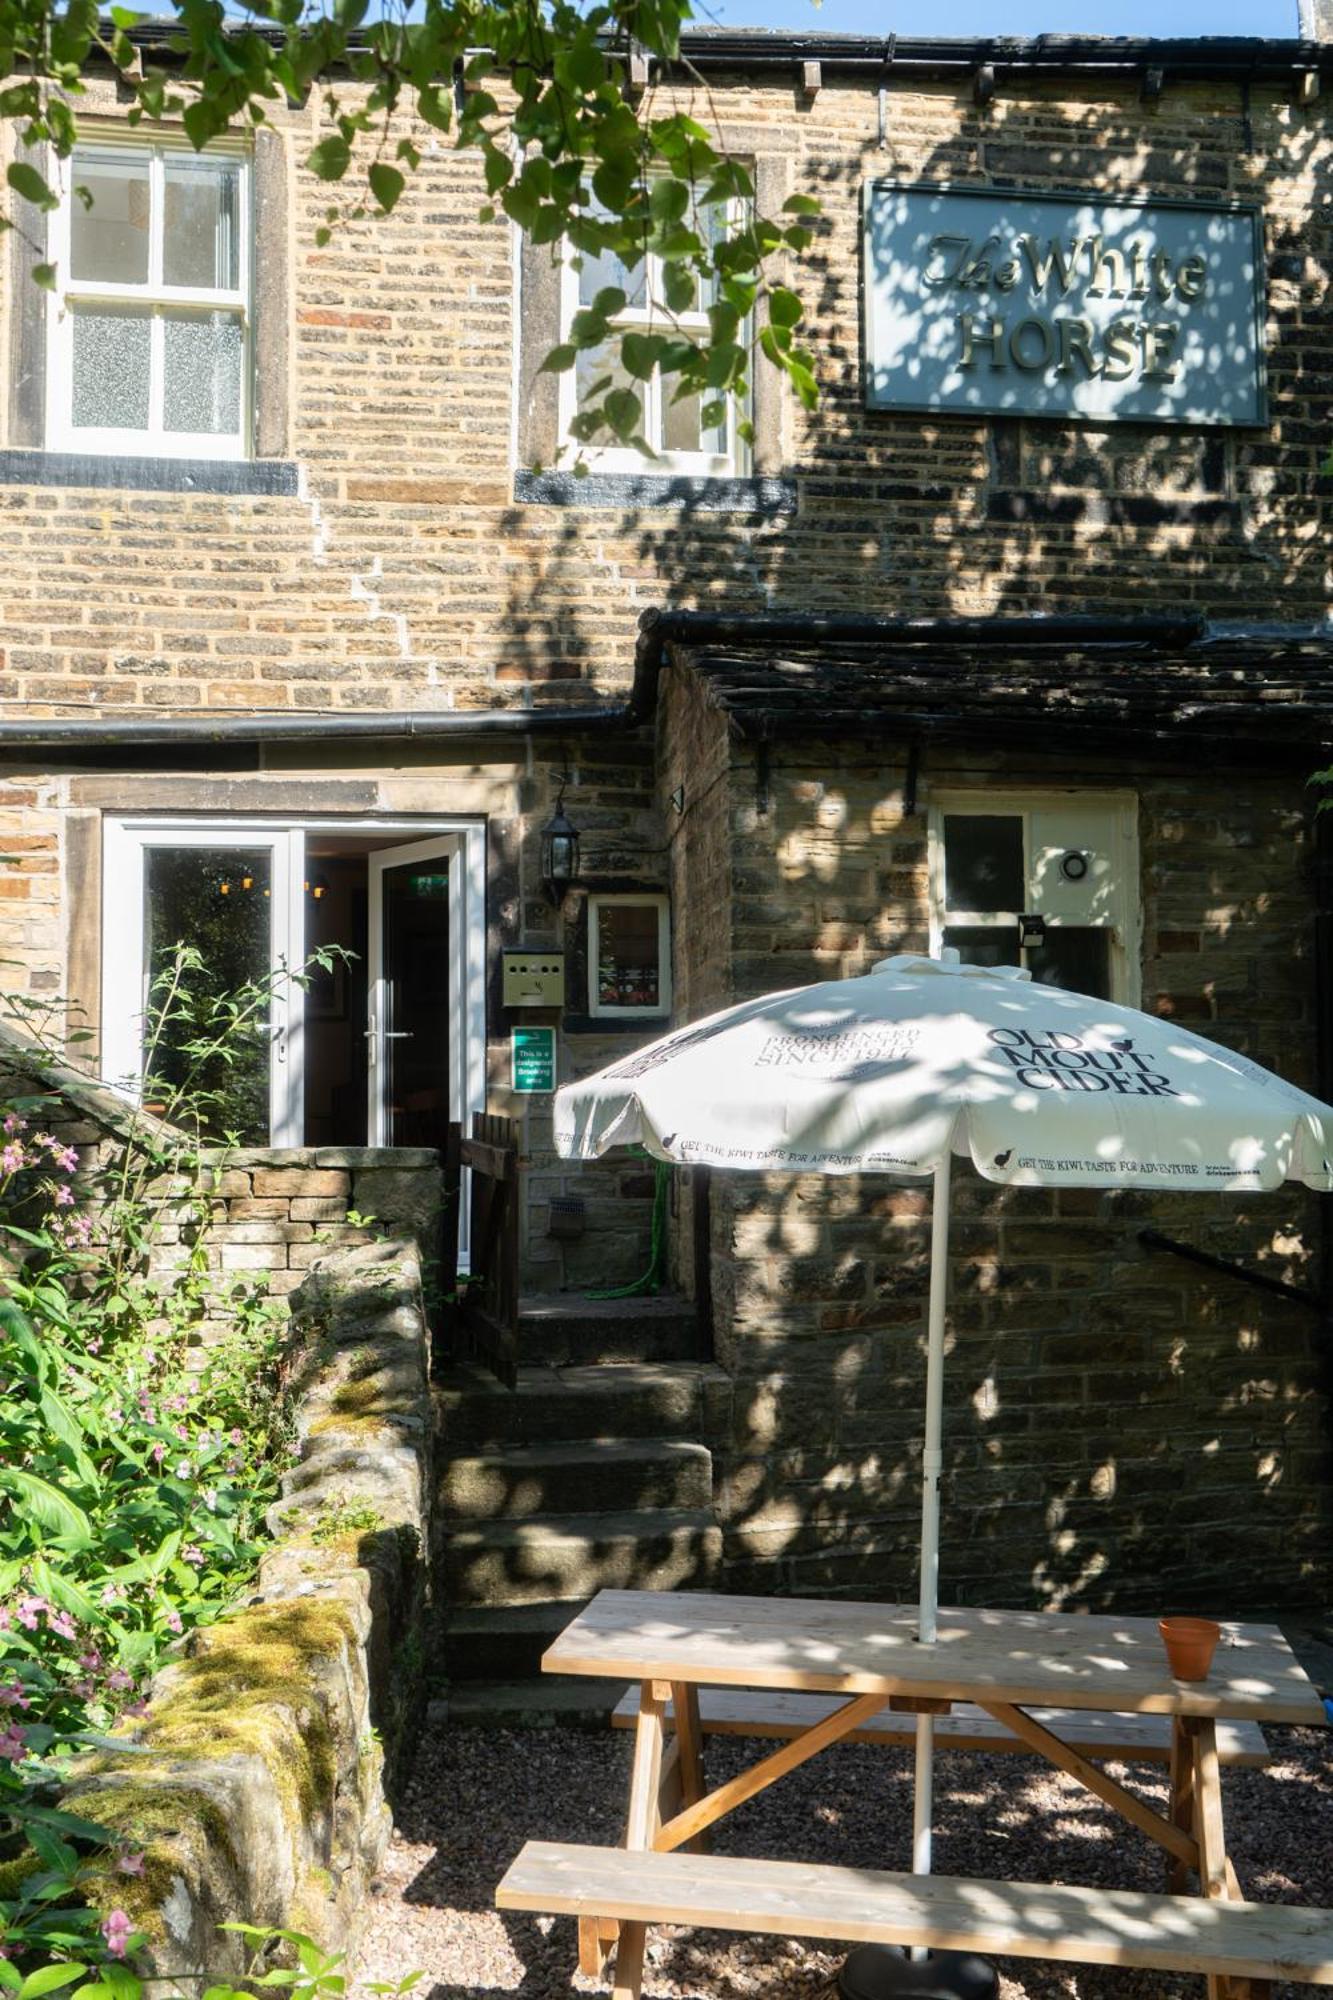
top-left (363, 1030), bottom-right (413, 1039)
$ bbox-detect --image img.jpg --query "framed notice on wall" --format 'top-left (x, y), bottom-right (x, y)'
top-left (512, 1025), bottom-right (556, 1094)
top-left (862, 181), bottom-right (1266, 429)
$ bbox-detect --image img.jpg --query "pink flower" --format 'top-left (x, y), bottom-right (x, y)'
top-left (0, 1607), bottom-right (12, 1631)
top-left (72, 1677), bottom-right (97, 1700)
top-left (79, 1650), bottom-right (103, 1671)
top-left (88, 1336), bottom-right (102, 1354)
top-left (47, 1609), bottom-right (78, 1640)
top-left (100, 1584), bottom-right (122, 1606)
top-left (54, 1183), bottom-right (74, 1206)
top-left (0, 1725), bottom-right (27, 1762)
top-left (116, 1852), bottom-right (145, 1878)
top-left (55, 1144), bottom-right (79, 1172)
top-left (0, 1681), bottom-right (29, 1710)
top-left (167, 1394), bottom-right (189, 1414)
top-left (101, 1910), bottom-right (133, 1958)
top-left (3, 1112), bottom-right (27, 1135)
top-left (182, 1546), bottom-right (205, 1568)
top-left (151, 1442), bottom-right (167, 1465)
top-left (0, 1143), bottom-right (24, 1174)
top-left (122, 1697), bottom-right (150, 1717)
top-left (16, 1596), bottom-right (46, 1631)
top-left (174, 1425), bottom-right (188, 1442)
top-left (107, 1667), bottom-right (134, 1692)
top-left (163, 1609), bottom-right (183, 1635)
top-left (229, 1429), bottom-right (244, 1447)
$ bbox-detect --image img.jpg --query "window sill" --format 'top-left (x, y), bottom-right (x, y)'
top-left (0, 451), bottom-right (299, 496)
top-left (514, 469), bottom-right (796, 515)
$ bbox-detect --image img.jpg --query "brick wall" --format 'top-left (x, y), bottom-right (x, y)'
top-left (0, 70), bottom-right (1326, 739)
top-left (662, 687), bottom-right (1333, 1612)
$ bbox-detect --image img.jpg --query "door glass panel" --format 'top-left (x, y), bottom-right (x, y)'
top-left (1027, 927), bottom-right (1112, 1000)
top-left (303, 858), bottom-right (369, 1148)
top-left (382, 859), bottom-right (449, 1149)
top-left (943, 924), bottom-right (1020, 970)
top-left (142, 846), bottom-right (272, 1143)
top-left (943, 815), bottom-right (1023, 913)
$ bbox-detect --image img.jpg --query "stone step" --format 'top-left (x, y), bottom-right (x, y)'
top-left (441, 1508), bottom-right (722, 1608)
top-left (440, 1600), bottom-right (590, 1683)
top-left (518, 1293), bottom-right (701, 1365)
top-left (435, 1363), bottom-right (731, 1447)
top-left (437, 1438), bottom-right (713, 1520)
top-left (442, 1676), bottom-right (627, 1729)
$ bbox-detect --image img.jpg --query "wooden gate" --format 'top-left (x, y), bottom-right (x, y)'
top-left (459, 1112), bottom-right (520, 1388)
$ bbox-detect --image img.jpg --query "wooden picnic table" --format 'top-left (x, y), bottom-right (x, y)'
top-left (500, 1588), bottom-right (1331, 2000)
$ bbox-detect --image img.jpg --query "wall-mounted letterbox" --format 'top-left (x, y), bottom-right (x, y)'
top-left (502, 950), bottom-right (565, 1008)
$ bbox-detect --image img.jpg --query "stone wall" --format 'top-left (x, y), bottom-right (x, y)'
top-left (0, 66), bottom-right (1326, 744)
top-left (0, 1020), bottom-right (443, 1327)
top-left (67, 1239), bottom-right (432, 1985)
top-left (663, 685), bottom-right (1333, 1613)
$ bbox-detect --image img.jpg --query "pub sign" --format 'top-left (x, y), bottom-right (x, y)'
top-left (863, 182), bottom-right (1266, 428)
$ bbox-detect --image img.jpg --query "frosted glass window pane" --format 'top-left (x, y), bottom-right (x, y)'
top-left (71, 157), bottom-right (150, 284)
top-left (71, 310), bottom-right (150, 430)
top-left (163, 312), bottom-right (243, 435)
top-left (164, 160), bottom-right (240, 289)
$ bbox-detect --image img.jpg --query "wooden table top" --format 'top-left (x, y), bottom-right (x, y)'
top-left (542, 1589), bottom-right (1327, 1725)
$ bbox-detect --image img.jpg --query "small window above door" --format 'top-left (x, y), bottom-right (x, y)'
top-left (929, 794), bottom-right (1138, 1005)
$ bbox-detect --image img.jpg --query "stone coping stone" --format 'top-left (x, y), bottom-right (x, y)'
top-left (200, 1146), bottom-right (439, 1168)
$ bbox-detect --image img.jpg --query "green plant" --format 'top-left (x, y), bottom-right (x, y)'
top-left (0, 951), bottom-right (341, 1961)
top-left (302, 1498), bottom-right (385, 1547)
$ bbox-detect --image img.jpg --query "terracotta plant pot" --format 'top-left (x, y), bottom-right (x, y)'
top-left (1159, 1615), bottom-right (1221, 1681)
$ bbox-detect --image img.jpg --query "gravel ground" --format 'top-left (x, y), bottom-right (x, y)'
top-left (354, 1722), bottom-right (1333, 2000)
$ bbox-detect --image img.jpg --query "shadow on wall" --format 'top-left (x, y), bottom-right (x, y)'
top-left (484, 93), bottom-right (1331, 1616)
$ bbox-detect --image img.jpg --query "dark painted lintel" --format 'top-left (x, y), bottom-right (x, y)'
top-left (0, 450), bottom-right (301, 497)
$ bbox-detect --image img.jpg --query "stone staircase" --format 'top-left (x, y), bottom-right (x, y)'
top-left (434, 1294), bottom-right (729, 1725)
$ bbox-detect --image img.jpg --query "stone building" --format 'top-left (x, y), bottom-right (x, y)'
top-left (1, 20), bottom-right (1331, 1700)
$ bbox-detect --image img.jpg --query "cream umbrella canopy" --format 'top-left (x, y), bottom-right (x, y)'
top-left (553, 949), bottom-right (1333, 1875)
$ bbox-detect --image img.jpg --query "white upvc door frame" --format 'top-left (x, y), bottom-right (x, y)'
top-left (101, 818), bottom-right (305, 1144)
top-left (366, 830), bottom-right (485, 1151)
top-left (101, 815), bottom-right (488, 1161)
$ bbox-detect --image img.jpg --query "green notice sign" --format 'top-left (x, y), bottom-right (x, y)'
top-left (512, 1025), bottom-right (556, 1094)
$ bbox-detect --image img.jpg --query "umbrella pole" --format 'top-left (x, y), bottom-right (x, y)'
top-left (912, 1149), bottom-right (952, 1880)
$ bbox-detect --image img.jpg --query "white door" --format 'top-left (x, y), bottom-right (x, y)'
top-left (102, 821), bottom-right (305, 1145)
top-left (366, 835), bottom-right (467, 1150)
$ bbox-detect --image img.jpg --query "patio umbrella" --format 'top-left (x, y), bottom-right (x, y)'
top-left (553, 950), bottom-right (1333, 1878)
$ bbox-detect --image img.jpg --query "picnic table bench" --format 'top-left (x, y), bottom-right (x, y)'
top-left (496, 1588), bottom-right (1332, 2000)
top-left (611, 1683), bottom-right (1272, 1766)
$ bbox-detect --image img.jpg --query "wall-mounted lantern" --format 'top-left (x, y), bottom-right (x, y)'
top-left (540, 786), bottom-right (580, 906)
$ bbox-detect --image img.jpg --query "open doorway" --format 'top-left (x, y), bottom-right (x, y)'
top-left (102, 817), bottom-right (485, 1152)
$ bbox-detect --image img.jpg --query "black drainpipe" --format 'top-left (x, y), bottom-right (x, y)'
top-left (0, 606), bottom-right (1206, 752)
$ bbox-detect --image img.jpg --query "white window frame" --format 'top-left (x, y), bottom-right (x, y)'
top-left (45, 130), bottom-right (252, 460)
top-left (557, 198), bottom-right (750, 477)
top-left (588, 892), bottom-right (672, 1019)
top-left (927, 789), bottom-right (1140, 1007)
